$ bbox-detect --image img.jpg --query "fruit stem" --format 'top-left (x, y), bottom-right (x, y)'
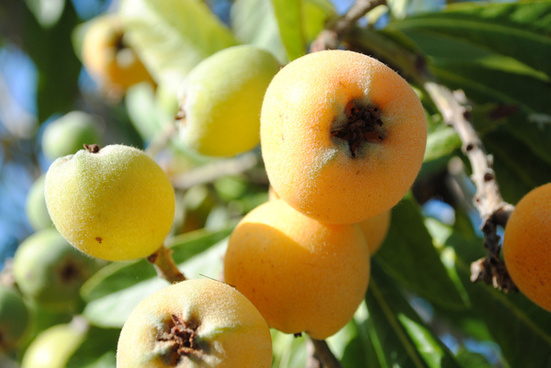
top-left (147, 244), bottom-right (186, 284)
top-left (307, 338), bottom-right (343, 368)
top-left (84, 144), bottom-right (101, 153)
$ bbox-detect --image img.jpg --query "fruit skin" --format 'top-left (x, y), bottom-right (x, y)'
top-left (0, 285), bottom-right (31, 351)
top-left (21, 321), bottom-right (87, 368)
top-left (116, 278), bottom-right (272, 368)
top-left (82, 15), bottom-right (153, 91)
top-left (179, 45), bottom-right (280, 157)
top-left (358, 209), bottom-right (391, 255)
top-left (13, 229), bottom-right (99, 309)
top-left (224, 199), bottom-right (370, 339)
top-left (44, 144), bottom-right (175, 261)
top-left (503, 183), bottom-right (551, 312)
top-left (260, 50), bottom-right (427, 224)
top-left (25, 174), bottom-right (53, 231)
top-left (41, 111), bottom-right (102, 161)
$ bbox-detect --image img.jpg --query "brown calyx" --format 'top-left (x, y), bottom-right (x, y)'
top-left (331, 101), bottom-right (385, 158)
top-left (157, 314), bottom-right (201, 366)
top-left (59, 259), bottom-right (81, 283)
top-left (84, 144), bottom-right (101, 153)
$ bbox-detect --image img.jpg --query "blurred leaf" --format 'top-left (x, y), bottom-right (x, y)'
top-left (66, 325), bottom-right (119, 368)
top-left (22, 1), bottom-right (81, 121)
top-left (119, 0), bottom-right (238, 95)
top-left (389, 1), bottom-right (551, 77)
top-left (365, 261), bottom-right (462, 368)
top-left (270, 0), bottom-right (306, 61)
top-left (81, 227), bottom-right (232, 327)
top-left (230, 0), bottom-right (288, 64)
top-left (424, 126), bottom-right (461, 163)
top-left (25, 0), bottom-right (66, 28)
top-left (375, 196), bottom-right (467, 310)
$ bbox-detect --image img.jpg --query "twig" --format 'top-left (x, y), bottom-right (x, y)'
top-left (170, 152), bottom-right (260, 190)
top-left (307, 338), bottom-right (343, 368)
top-left (147, 244), bottom-right (186, 284)
top-left (310, 0), bottom-right (386, 52)
top-left (423, 82), bottom-right (516, 292)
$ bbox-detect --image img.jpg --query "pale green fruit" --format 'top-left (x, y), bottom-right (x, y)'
top-left (25, 174), bottom-right (53, 231)
top-left (0, 285), bottom-right (31, 351)
top-left (21, 321), bottom-right (87, 368)
top-left (179, 45), bottom-right (280, 157)
top-left (41, 111), bottom-right (102, 161)
top-left (44, 144), bottom-right (175, 261)
top-left (13, 229), bottom-right (100, 309)
top-left (117, 279), bottom-right (272, 367)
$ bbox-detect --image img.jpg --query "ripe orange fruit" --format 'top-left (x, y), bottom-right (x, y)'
top-left (260, 50), bottom-right (427, 224)
top-left (224, 199), bottom-right (370, 339)
top-left (503, 183), bottom-right (551, 311)
top-left (358, 209), bottom-right (391, 255)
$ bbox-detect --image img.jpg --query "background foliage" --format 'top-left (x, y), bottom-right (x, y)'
top-left (1, 0), bottom-right (550, 367)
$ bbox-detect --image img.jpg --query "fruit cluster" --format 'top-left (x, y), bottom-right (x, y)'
top-left (225, 49), bottom-right (427, 340)
top-left (5, 46), bottom-right (430, 367)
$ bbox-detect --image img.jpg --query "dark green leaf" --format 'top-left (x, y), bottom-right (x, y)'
top-left (22, 1), bottom-right (81, 121)
top-left (375, 196), bottom-right (467, 310)
top-left (432, 220), bottom-right (551, 368)
top-left (67, 325), bottom-right (119, 368)
top-left (389, 1), bottom-right (551, 77)
top-left (365, 261), bottom-right (462, 368)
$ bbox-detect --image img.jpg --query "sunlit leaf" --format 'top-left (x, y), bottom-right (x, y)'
top-left (119, 0), bottom-right (238, 94)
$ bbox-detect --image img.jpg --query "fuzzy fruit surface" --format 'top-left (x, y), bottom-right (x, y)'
top-left (13, 229), bottom-right (99, 308)
top-left (0, 285), bottom-right (31, 351)
top-left (21, 322), bottom-right (87, 368)
top-left (260, 50), bottom-right (427, 224)
top-left (359, 209), bottom-right (391, 255)
top-left (44, 144), bottom-right (175, 261)
top-left (82, 15), bottom-right (153, 90)
top-left (179, 45), bottom-right (280, 157)
top-left (503, 183), bottom-right (551, 312)
top-left (41, 111), bottom-right (102, 161)
top-left (224, 199), bottom-right (370, 339)
top-left (116, 278), bottom-right (272, 368)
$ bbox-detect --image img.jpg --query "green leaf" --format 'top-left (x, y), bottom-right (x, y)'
top-left (81, 227), bottom-right (233, 327)
top-left (66, 325), bottom-right (119, 368)
top-left (231, 0), bottom-right (287, 64)
top-left (365, 261), bottom-right (462, 368)
top-left (424, 126), bottom-right (461, 163)
top-left (119, 0), bottom-right (238, 94)
top-left (431, 220), bottom-right (551, 367)
top-left (389, 1), bottom-right (551, 77)
top-left (375, 196), bottom-right (467, 310)
top-left (270, 0), bottom-right (307, 61)
top-left (484, 130), bottom-right (551, 204)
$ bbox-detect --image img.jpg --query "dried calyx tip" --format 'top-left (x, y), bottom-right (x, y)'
top-left (331, 102), bottom-right (385, 158)
top-left (84, 144), bottom-right (101, 153)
